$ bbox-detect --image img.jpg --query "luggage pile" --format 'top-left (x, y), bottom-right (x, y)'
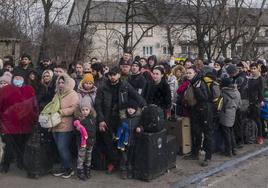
top-left (134, 104), bottom-right (181, 181)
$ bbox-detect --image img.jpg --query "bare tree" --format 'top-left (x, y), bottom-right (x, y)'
top-left (39, 0), bottom-right (71, 60)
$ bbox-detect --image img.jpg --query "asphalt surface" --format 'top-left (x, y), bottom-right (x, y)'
top-left (192, 151), bottom-right (268, 188)
top-left (0, 144), bottom-right (267, 188)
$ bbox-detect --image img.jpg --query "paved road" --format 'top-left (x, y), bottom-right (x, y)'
top-left (0, 144), bottom-right (267, 188)
top-left (194, 152), bottom-right (268, 188)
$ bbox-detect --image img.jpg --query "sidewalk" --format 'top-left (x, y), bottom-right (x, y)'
top-left (0, 143), bottom-right (267, 188)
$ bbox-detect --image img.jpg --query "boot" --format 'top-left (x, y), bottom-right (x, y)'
top-left (84, 165), bottom-right (91, 179)
top-left (121, 170), bottom-right (127, 180)
top-left (77, 168), bottom-right (86, 181)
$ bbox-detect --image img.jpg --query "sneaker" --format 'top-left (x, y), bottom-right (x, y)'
top-left (257, 136), bottom-right (264, 145)
top-left (107, 163), bottom-right (115, 174)
top-left (121, 171), bottom-right (127, 180)
top-left (61, 169), bottom-right (74, 179)
top-left (53, 168), bottom-right (65, 177)
top-left (183, 154), bottom-right (199, 160)
top-left (200, 159), bottom-right (211, 167)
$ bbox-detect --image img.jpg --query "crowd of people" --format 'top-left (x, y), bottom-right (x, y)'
top-left (0, 52), bottom-right (267, 180)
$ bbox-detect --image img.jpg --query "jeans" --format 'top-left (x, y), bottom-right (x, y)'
top-left (53, 132), bottom-right (73, 169)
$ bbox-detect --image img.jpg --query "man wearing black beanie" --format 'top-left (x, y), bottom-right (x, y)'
top-left (127, 61), bottom-right (147, 95)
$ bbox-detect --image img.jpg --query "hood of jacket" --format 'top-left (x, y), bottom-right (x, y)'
top-left (222, 85), bottom-right (238, 100)
top-left (55, 73), bottom-right (75, 94)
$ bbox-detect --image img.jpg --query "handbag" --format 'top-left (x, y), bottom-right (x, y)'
top-left (39, 112), bottom-right (61, 129)
top-left (39, 94), bottom-right (61, 128)
top-left (184, 85), bottom-right (197, 106)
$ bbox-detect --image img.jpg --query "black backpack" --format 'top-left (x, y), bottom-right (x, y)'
top-left (243, 118), bottom-right (257, 144)
top-left (141, 104), bottom-right (164, 133)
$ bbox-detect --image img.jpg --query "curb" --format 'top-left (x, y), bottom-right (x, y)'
top-left (171, 146), bottom-right (268, 188)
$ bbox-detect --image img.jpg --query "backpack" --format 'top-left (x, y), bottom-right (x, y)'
top-left (183, 85), bottom-right (197, 107)
top-left (242, 118), bottom-right (257, 144)
top-left (141, 104), bottom-right (164, 133)
top-left (203, 78), bottom-right (223, 111)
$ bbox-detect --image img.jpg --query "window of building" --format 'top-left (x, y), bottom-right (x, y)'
top-left (181, 46), bottom-right (190, 54)
top-left (265, 30), bottom-right (268, 37)
top-left (143, 46), bottom-right (153, 56)
top-left (162, 46), bottom-right (171, 54)
top-left (144, 28), bottom-right (153, 37)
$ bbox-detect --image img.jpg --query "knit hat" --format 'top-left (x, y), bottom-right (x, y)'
top-left (132, 61), bottom-right (142, 69)
top-left (108, 66), bottom-right (121, 75)
top-left (81, 73), bottom-right (94, 84)
top-left (119, 59), bottom-right (131, 66)
top-left (0, 71), bottom-right (12, 84)
top-left (221, 77), bottom-right (233, 88)
top-left (226, 64), bottom-right (238, 76)
top-left (127, 99), bottom-right (139, 110)
top-left (12, 68), bottom-right (27, 79)
top-left (80, 97), bottom-right (92, 109)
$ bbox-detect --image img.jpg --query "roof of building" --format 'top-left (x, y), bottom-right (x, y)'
top-left (67, 0), bottom-right (268, 27)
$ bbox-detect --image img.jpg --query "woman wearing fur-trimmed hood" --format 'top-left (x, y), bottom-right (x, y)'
top-left (51, 73), bottom-right (79, 177)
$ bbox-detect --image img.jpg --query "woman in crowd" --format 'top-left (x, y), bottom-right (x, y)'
top-left (51, 73), bottom-right (79, 179)
top-left (143, 66), bottom-right (172, 118)
top-left (0, 70), bottom-right (38, 173)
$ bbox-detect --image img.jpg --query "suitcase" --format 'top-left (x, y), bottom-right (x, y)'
top-left (166, 135), bottom-right (177, 169)
top-left (23, 126), bottom-right (53, 178)
top-left (165, 117), bottom-right (192, 155)
top-left (134, 129), bottom-right (167, 181)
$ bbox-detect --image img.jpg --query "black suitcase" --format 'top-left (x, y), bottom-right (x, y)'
top-left (23, 126), bottom-right (53, 178)
top-left (166, 135), bottom-right (177, 169)
top-left (134, 129), bottom-right (167, 181)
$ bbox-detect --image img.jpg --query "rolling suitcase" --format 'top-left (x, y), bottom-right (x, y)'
top-left (165, 117), bottom-right (192, 155)
top-left (23, 125), bottom-right (53, 178)
top-left (166, 135), bottom-right (177, 169)
top-left (134, 129), bottom-right (167, 181)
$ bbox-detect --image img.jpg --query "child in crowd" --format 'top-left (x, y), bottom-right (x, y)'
top-left (116, 100), bottom-right (141, 179)
top-left (260, 91), bottom-right (268, 138)
top-left (219, 78), bottom-right (241, 157)
top-left (74, 100), bottom-right (96, 180)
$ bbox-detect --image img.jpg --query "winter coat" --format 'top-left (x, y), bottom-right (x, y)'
top-left (0, 85), bottom-right (38, 134)
top-left (95, 80), bottom-right (146, 124)
top-left (176, 80), bottom-right (191, 117)
top-left (248, 75), bottom-right (264, 105)
top-left (52, 74), bottom-right (79, 132)
top-left (191, 74), bottom-right (210, 107)
top-left (94, 76), bottom-right (107, 89)
top-left (14, 64), bottom-right (34, 81)
top-left (143, 78), bottom-right (172, 110)
top-left (167, 74), bottom-right (178, 103)
top-left (75, 115), bottom-right (96, 146)
top-left (77, 84), bottom-right (97, 110)
top-left (219, 85), bottom-right (241, 127)
top-left (71, 72), bottom-right (83, 91)
top-left (35, 64), bottom-right (55, 77)
top-left (233, 71), bottom-right (248, 100)
top-left (124, 109), bottom-right (141, 146)
top-left (127, 73), bottom-right (147, 95)
top-left (260, 101), bottom-right (268, 120)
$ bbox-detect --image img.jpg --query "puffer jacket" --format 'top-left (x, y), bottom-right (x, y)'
top-left (220, 85), bottom-right (241, 127)
top-left (95, 79), bottom-right (146, 124)
top-left (52, 74), bottom-right (79, 132)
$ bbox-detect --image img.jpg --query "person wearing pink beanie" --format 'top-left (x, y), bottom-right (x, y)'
top-left (0, 71), bottom-right (12, 88)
